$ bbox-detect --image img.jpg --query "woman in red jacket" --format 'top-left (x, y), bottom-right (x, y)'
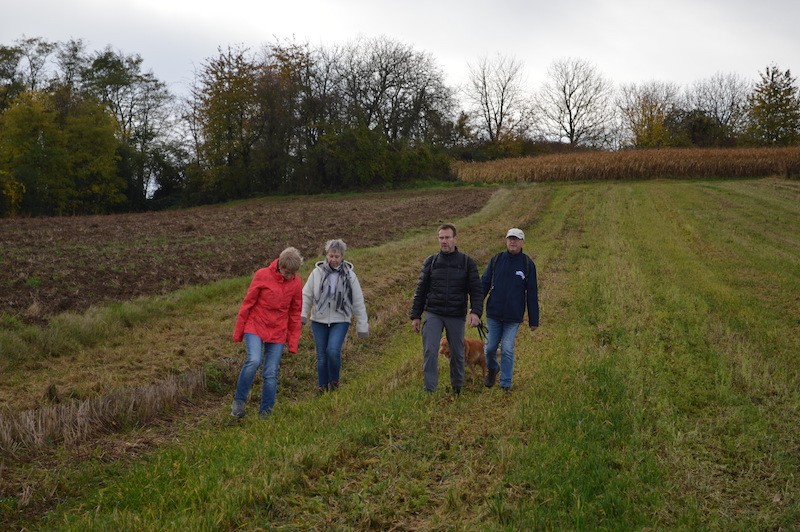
top-left (231, 247), bottom-right (303, 419)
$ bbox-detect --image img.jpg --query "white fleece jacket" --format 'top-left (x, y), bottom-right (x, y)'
top-left (301, 260), bottom-right (369, 334)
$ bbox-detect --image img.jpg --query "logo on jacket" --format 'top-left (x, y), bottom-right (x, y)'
top-left (515, 270), bottom-right (525, 279)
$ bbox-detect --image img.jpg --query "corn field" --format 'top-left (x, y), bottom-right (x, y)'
top-left (452, 147), bottom-right (800, 183)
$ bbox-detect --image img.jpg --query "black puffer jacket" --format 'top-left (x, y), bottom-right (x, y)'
top-left (410, 248), bottom-right (483, 319)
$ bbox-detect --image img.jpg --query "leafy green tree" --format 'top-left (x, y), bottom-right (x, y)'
top-left (309, 37), bottom-right (454, 190)
top-left (0, 90), bottom-right (123, 215)
top-left (183, 37), bottom-right (459, 200)
top-left (1, 36), bottom-right (184, 212)
top-left (665, 109), bottom-right (726, 147)
top-left (617, 81), bottom-right (681, 148)
top-left (83, 47), bottom-right (175, 209)
top-left (189, 45), bottom-right (265, 200)
top-left (148, 143), bottom-right (187, 208)
top-left (251, 41), bottom-right (313, 194)
top-left (0, 91), bottom-right (69, 214)
top-left (746, 65), bottom-right (800, 146)
top-left (311, 123), bottom-right (389, 190)
top-left (0, 169), bottom-right (25, 216)
top-left (62, 97), bottom-right (125, 213)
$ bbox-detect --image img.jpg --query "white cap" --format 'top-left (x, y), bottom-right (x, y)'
top-left (505, 228), bottom-right (524, 240)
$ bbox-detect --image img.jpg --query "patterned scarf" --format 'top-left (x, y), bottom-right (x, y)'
top-left (316, 261), bottom-right (353, 317)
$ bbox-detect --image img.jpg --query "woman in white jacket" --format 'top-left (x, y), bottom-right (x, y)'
top-left (302, 239), bottom-right (369, 393)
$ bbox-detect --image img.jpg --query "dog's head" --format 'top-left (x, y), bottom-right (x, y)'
top-left (439, 337), bottom-right (451, 358)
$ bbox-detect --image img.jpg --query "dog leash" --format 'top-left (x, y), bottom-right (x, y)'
top-left (476, 321), bottom-right (488, 342)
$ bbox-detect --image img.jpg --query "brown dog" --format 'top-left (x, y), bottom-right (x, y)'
top-left (439, 336), bottom-right (487, 379)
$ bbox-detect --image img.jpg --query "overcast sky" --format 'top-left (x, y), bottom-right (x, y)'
top-left (4, 0), bottom-right (799, 98)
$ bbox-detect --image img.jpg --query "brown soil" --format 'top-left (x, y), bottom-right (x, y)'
top-left (0, 188), bottom-right (494, 322)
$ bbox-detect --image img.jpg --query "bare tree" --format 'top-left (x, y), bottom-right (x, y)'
top-left (0, 44), bottom-right (24, 111)
top-left (536, 57), bottom-right (615, 148)
top-left (336, 36), bottom-right (452, 142)
top-left (15, 36), bottom-right (57, 91)
top-left (688, 72), bottom-right (751, 138)
top-left (54, 38), bottom-right (89, 91)
top-left (465, 54), bottom-right (529, 142)
top-left (617, 80), bottom-right (683, 147)
top-left (301, 43), bottom-right (344, 148)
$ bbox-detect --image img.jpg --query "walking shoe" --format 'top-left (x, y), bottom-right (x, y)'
top-left (231, 399), bottom-right (245, 418)
top-left (453, 386), bottom-right (461, 395)
top-left (259, 410), bottom-right (271, 419)
top-left (316, 386), bottom-right (326, 395)
top-left (501, 386), bottom-right (512, 395)
top-left (484, 368), bottom-right (498, 388)
top-left (328, 381), bottom-right (339, 391)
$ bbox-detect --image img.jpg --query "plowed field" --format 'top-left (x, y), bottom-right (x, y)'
top-left (1, 188), bottom-right (494, 322)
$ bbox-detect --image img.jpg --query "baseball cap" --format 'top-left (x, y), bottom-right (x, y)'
top-left (506, 228), bottom-right (525, 240)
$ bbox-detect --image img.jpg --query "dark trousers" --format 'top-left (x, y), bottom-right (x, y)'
top-left (421, 312), bottom-right (465, 391)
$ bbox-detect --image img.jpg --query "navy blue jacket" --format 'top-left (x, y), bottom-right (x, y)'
top-left (481, 251), bottom-right (539, 326)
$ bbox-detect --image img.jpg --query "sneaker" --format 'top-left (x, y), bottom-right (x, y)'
top-left (328, 381), bottom-right (339, 391)
top-left (316, 386), bottom-right (326, 395)
top-left (259, 410), bottom-right (271, 419)
top-left (501, 386), bottom-right (512, 395)
top-left (231, 399), bottom-right (245, 418)
top-left (484, 368), bottom-right (498, 388)
top-left (453, 386), bottom-right (461, 395)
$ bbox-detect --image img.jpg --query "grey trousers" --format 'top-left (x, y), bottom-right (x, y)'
top-left (422, 312), bottom-right (465, 392)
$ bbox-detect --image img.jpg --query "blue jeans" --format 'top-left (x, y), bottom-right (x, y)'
top-left (485, 317), bottom-right (521, 388)
top-left (234, 333), bottom-right (284, 414)
top-left (311, 321), bottom-right (350, 388)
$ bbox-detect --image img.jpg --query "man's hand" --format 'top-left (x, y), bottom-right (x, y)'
top-left (412, 318), bottom-right (421, 333)
top-left (467, 312), bottom-right (480, 327)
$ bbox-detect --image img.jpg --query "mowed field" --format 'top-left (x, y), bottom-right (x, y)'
top-left (2, 178), bottom-right (800, 529)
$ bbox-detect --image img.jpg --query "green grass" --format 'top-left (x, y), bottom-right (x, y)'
top-left (4, 178), bottom-right (800, 530)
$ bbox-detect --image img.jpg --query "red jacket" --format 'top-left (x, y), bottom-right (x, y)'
top-left (233, 259), bottom-right (303, 352)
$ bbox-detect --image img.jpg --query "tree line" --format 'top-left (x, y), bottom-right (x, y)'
top-left (1, 35), bottom-right (799, 217)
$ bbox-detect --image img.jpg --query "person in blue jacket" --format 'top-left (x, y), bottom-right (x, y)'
top-left (481, 228), bottom-right (539, 392)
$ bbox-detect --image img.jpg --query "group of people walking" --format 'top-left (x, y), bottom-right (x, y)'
top-left (230, 225), bottom-right (539, 418)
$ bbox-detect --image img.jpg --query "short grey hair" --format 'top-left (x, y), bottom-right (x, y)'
top-left (325, 239), bottom-right (347, 255)
top-left (278, 247), bottom-right (303, 272)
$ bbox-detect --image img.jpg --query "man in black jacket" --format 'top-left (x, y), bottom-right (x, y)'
top-left (411, 224), bottom-right (483, 394)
